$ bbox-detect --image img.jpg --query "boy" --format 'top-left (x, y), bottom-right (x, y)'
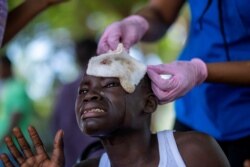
top-left (0, 45), bottom-right (229, 167)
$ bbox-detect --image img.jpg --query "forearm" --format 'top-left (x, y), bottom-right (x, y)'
top-left (136, 0), bottom-right (185, 41)
top-left (206, 61), bottom-right (250, 86)
top-left (135, 6), bottom-right (169, 41)
top-left (2, 0), bottom-right (51, 46)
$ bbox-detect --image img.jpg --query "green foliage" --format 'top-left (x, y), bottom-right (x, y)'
top-left (8, 0), bottom-right (147, 40)
top-left (8, 0), bottom-right (187, 61)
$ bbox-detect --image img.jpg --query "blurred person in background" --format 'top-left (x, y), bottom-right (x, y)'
top-left (51, 38), bottom-right (104, 167)
top-left (0, 55), bottom-right (34, 166)
top-left (97, 0), bottom-right (250, 166)
top-left (0, 0), bottom-right (69, 47)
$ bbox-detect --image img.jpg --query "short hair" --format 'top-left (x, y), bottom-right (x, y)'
top-left (74, 38), bottom-right (97, 68)
top-left (141, 74), bottom-right (154, 94)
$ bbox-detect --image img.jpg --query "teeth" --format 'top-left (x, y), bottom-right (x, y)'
top-left (83, 108), bottom-right (105, 114)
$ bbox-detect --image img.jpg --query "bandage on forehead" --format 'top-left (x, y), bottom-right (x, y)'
top-left (86, 44), bottom-right (147, 93)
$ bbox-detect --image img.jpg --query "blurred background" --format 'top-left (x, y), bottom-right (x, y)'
top-left (1, 0), bottom-right (189, 164)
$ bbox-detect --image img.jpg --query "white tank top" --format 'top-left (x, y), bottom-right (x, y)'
top-left (99, 130), bottom-right (186, 167)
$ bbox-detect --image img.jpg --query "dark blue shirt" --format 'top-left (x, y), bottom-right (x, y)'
top-left (176, 0), bottom-right (250, 140)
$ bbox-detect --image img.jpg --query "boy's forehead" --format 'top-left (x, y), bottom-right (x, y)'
top-left (81, 74), bottom-right (119, 83)
top-left (86, 44), bottom-right (146, 93)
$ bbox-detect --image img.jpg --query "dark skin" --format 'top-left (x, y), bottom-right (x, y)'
top-left (0, 126), bottom-right (64, 167)
top-left (74, 74), bottom-right (159, 167)
top-left (1, 0), bottom-right (69, 47)
top-left (0, 73), bottom-right (230, 167)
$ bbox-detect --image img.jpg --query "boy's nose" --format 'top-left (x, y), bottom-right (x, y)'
top-left (83, 90), bottom-right (102, 102)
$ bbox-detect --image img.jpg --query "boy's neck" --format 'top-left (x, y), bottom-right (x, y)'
top-left (100, 130), bottom-right (159, 167)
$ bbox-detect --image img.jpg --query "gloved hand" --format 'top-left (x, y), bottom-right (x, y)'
top-left (147, 58), bottom-right (208, 104)
top-left (97, 15), bottom-right (149, 54)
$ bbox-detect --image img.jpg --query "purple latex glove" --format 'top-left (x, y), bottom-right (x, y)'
top-left (147, 58), bottom-right (208, 104)
top-left (97, 15), bottom-right (149, 54)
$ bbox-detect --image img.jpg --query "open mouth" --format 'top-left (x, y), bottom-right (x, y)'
top-left (81, 108), bottom-right (105, 120)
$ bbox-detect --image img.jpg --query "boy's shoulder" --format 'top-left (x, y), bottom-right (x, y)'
top-left (174, 130), bottom-right (214, 147)
top-left (73, 157), bottom-right (100, 167)
top-left (174, 131), bottom-right (230, 167)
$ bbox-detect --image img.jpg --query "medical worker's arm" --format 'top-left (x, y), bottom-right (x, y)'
top-left (2, 0), bottom-right (69, 46)
top-left (148, 60), bottom-right (250, 104)
top-left (206, 61), bottom-right (250, 86)
top-left (97, 0), bottom-right (185, 54)
top-left (136, 0), bottom-right (185, 41)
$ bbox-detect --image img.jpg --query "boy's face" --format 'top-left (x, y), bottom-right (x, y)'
top-left (75, 74), bottom-right (148, 137)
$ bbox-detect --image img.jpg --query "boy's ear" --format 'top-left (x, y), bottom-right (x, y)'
top-left (144, 94), bottom-right (158, 114)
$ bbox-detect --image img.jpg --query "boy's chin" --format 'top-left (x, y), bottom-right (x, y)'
top-left (83, 127), bottom-right (115, 138)
top-left (83, 125), bottom-right (105, 137)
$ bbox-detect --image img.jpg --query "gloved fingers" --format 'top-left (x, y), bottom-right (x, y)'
top-left (121, 26), bottom-right (140, 50)
top-left (147, 64), bottom-right (169, 73)
top-left (106, 31), bottom-right (122, 51)
top-left (97, 36), bottom-right (120, 54)
top-left (147, 68), bottom-right (176, 90)
top-left (97, 15), bottom-right (149, 55)
top-left (148, 64), bottom-right (180, 76)
top-left (97, 23), bottom-right (121, 54)
top-left (151, 83), bottom-right (176, 104)
top-left (97, 41), bottom-right (109, 55)
top-left (121, 15), bottom-right (148, 49)
top-left (151, 83), bottom-right (169, 102)
top-left (122, 38), bottom-right (134, 51)
top-left (152, 82), bottom-right (185, 104)
top-left (147, 68), bottom-right (167, 87)
top-left (97, 36), bottom-right (110, 54)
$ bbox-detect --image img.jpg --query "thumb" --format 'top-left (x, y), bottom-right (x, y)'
top-left (148, 63), bottom-right (179, 75)
top-left (147, 64), bottom-right (167, 74)
top-left (51, 130), bottom-right (65, 166)
top-left (147, 68), bottom-right (174, 90)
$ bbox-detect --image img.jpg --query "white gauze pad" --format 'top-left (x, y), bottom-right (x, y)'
top-left (86, 44), bottom-right (146, 93)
